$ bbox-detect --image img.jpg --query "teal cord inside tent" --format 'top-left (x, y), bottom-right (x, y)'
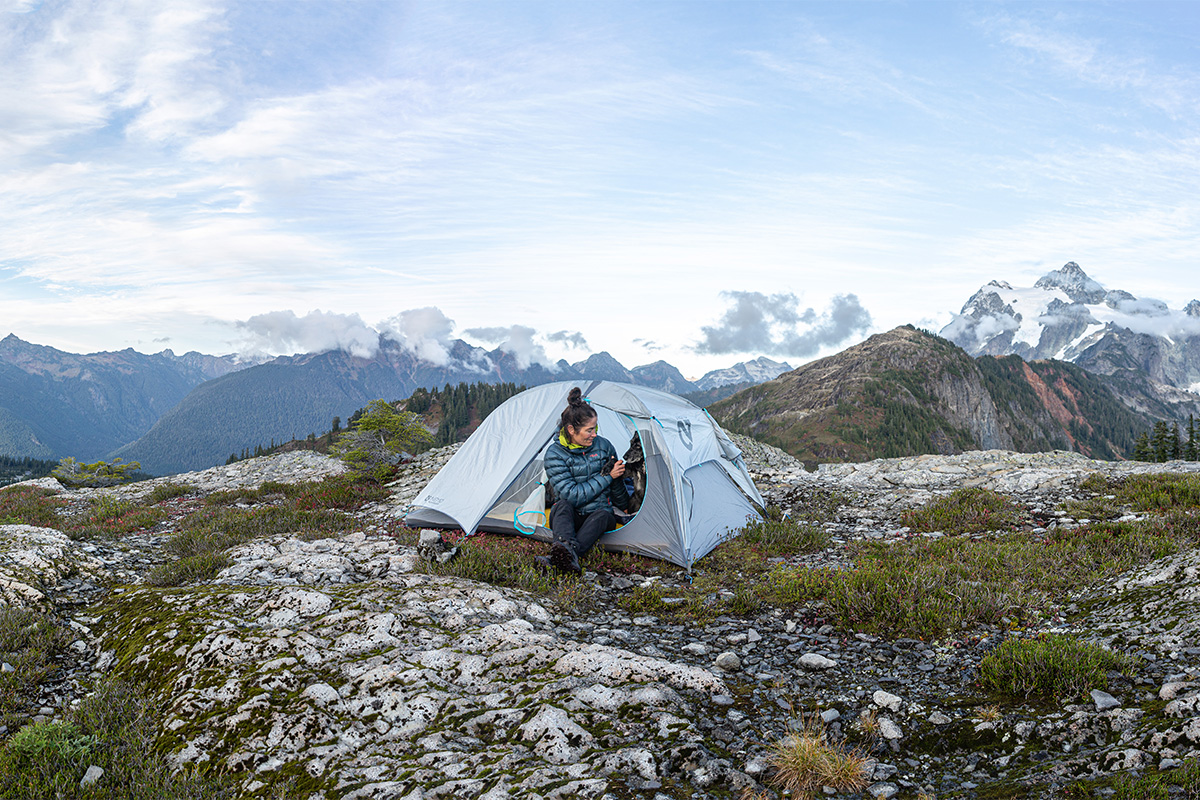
top-left (513, 509), bottom-right (541, 535)
top-left (513, 481), bottom-right (546, 535)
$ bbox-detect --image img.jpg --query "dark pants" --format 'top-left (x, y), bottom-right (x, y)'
top-left (549, 499), bottom-right (615, 558)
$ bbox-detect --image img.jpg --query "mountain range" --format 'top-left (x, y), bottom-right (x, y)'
top-left (0, 333), bottom-right (791, 474)
top-left (710, 325), bottom-right (1161, 466)
top-left (7, 262), bottom-right (1199, 476)
top-left (0, 334), bottom-right (257, 462)
top-left (941, 262), bottom-right (1200, 422)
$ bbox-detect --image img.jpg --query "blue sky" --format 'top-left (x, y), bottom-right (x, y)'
top-left (2, 1), bottom-right (1199, 377)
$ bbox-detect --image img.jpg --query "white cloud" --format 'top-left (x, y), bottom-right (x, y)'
top-left (696, 291), bottom-right (872, 357)
top-left (463, 324), bottom-right (554, 370)
top-left (982, 12), bottom-right (1200, 119)
top-left (379, 307), bottom-right (458, 367)
top-left (0, 0), bottom-right (225, 163)
top-left (236, 309), bottom-right (379, 358)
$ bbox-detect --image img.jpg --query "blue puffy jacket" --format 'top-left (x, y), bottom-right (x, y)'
top-left (544, 433), bottom-right (630, 516)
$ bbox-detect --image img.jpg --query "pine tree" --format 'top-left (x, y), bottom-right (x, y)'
top-left (1171, 423), bottom-right (1183, 461)
top-left (1187, 415), bottom-right (1198, 461)
top-left (1133, 432), bottom-right (1151, 462)
top-left (1152, 421), bottom-right (1171, 463)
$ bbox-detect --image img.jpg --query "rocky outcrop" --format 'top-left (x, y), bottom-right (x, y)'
top-left (5, 446), bottom-right (1200, 798)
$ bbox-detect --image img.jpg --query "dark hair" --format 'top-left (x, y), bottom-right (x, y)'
top-left (559, 387), bottom-right (597, 438)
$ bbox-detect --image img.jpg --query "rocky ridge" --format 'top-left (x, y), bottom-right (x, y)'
top-left (1, 445), bottom-right (1199, 798)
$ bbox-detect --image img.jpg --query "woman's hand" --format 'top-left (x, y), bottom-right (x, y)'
top-left (610, 459), bottom-right (626, 479)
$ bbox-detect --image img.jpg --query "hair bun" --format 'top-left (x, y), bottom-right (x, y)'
top-left (567, 387), bottom-right (583, 406)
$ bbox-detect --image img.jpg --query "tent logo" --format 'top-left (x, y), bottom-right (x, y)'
top-left (677, 419), bottom-right (693, 450)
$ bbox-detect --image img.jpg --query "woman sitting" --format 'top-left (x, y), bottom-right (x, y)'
top-left (538, 387), bottom-right (629, 574)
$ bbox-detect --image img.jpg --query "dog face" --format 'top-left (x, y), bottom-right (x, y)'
top-left (623, 434), bottom-right (647, 514)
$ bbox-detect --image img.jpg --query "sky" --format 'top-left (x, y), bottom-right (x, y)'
top-left (2, 1), bottom-right (1199, 379)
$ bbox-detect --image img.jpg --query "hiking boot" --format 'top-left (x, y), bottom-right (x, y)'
top-left (548, 542), bottom-right (582, 575)
top-left (533, 555), bottom-right (553, 572)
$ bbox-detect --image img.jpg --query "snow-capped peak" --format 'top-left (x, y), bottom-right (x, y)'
top-left (940, 262), bottom-right (1200, 390)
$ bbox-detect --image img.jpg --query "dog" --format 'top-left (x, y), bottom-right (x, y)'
top-left (622, 433), bottom-right (646, 515)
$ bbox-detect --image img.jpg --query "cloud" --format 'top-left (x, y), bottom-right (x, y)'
top-left (982, 12), bottom-right (1200, 118)
top-left (463, 324), bottom-right (553, 370)
top-left (970, 313), bottom-right (1021, 347)
top-left (379, 307), bottom-right (458, 366)
top-left (1108, 305), bottom-right (1200, 341)
top-left (546, 330), bottom-right (588, 349)
top-left (695, 291), bottom-right (872, 358)
top-left (236, 309), bottom-right (379, 358)
top-left (634, 338), bottom-right (664, 352)
top-left (1115, 297), bottom-right (1170, 318)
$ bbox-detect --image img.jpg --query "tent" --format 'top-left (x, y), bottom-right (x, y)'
top-left (405, 381), bottom-right (764, 570)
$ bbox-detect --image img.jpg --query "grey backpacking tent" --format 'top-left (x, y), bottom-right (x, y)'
top-left (405, 381), bottom-right (764, 570)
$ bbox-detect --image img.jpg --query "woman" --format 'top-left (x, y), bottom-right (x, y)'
top-left (538, 387), bottom-right (629, 574)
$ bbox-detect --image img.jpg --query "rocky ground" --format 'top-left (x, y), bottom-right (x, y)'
top-left (2, 443), bottom-right (1199, 799)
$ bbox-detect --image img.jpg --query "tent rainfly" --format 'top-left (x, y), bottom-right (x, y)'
top-left (405, 380), bottom-right (764, 570)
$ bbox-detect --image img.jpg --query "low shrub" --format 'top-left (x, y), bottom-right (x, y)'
top-left (202, 475), bottom-right (385, 512)
top-left (1057, 496), bottom-right (1125, 521)
top-left (1122, 473), bottom-right (1200, 511)
top-left (0, 680), bottom-right (232, 799)
top-left (768, 518), bottom-right (1184, 639)
top-left (0, 609), bottom-right (72, 723)
top-left (734, 507), bottom-right (830, 555)
top-left (74, 497), bottom-right (169, 538)
top-left (288, 474), bottom-right (389, 510)
top-left (145, 483), bottom-right (196, 504)
top-left (1078, 473), bottom-right (1200, 512)
top-left (979, 634), bottom-right (1138, 700)
top-left (1111, 757), bottom-right (1200, 799)
top-left (145, 552), bottom-right (233, 587)
top-left (167, 506), bottom-right (357, 558)
top-left (0, 485), bottom-right (63, 528)
top-left (901, 487), bottom-right (1024, 534)
top-left (617, 583), bottom-right (709, 621)
top-left (420, 534), bottom-right (558, 594)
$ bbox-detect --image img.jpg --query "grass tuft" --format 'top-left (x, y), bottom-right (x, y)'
top-left (767, 717), bottom-right (868, 799)
top-left (979, 634), bottom-right (1139, 700)
top-left (3, 720), bottom-right (97, 764)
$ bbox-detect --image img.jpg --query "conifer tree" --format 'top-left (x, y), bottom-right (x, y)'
top-left (333, 399), bottom-right (433, 480)
top-left (1133, 432), bottom-right (1151, 462)
top-left (1171, 422), bottom-right (1183, 460)
top-left (1187, 415), bottom-right (1198, 461)
top-left (1151, 421), bottom-right (1170, 462)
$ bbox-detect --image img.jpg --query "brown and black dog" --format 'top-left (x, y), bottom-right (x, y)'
top-left (622, 433), bottom-right (646, 515)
